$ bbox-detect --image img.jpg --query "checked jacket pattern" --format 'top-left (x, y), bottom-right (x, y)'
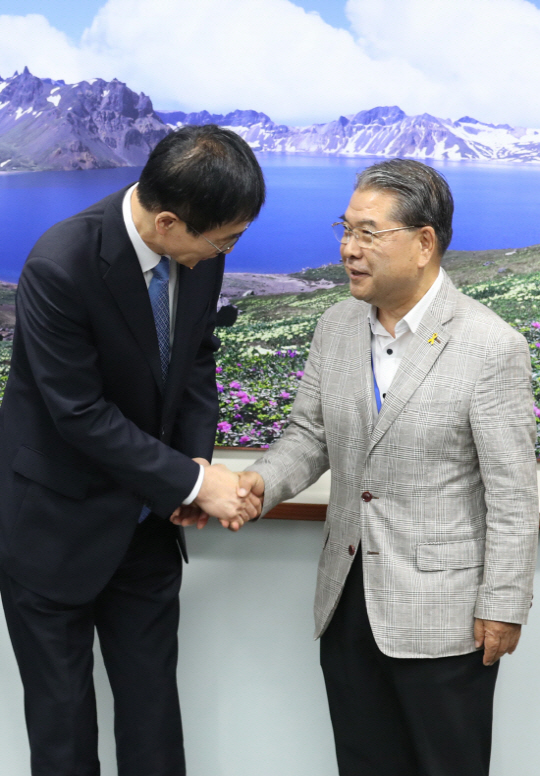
top-left (250, 270), bottom-right (539, 658)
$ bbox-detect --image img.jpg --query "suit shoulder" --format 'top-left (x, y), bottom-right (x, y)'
top-left (452, 286), bottom-right (527, 346)
top-left (23, 186), bottom-right (130, 277)
top-left (318, 296), bottom-right (368, 327)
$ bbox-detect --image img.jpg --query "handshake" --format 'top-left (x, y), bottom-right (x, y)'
top-left (170, 458), bottom-right (265, 532)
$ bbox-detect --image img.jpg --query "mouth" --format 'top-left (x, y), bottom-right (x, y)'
top-left (347, 266), bottom-right (371, 280)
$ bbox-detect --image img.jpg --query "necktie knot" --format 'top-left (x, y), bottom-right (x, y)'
top-left (152, 255), bottom-right (170, 282)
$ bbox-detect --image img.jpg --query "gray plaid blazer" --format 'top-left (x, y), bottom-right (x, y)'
top-left (250, 271), bottom-right (539, 658)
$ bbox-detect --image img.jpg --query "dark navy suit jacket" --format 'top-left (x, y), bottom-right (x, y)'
top-left (0, 187), bottom-right (223, 603)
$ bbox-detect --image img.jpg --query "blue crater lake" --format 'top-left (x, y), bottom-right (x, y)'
top-left (2, 154), bottom-right (540, 283)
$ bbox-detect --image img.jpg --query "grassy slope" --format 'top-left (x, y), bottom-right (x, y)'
top-left (0, 286), bottom-right (16, 305)
top-left (233, 246), bottom-right (540, 336)
top-left (2, 250), bottom-right (540, 450)
top-left (218, 248), bottom-right (540, 449)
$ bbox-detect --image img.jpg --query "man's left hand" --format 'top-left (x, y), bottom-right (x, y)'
top-left (170, 504), bottom-right (210, 529)
top-left (474, 618), bottom-right (522, 666)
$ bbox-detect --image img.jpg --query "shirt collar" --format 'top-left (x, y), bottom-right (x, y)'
top-left (122, 183), bottom-right (165, 273)
top-left (368, 268), bottom-right (443, 338)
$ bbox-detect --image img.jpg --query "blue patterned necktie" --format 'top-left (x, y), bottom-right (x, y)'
top-left (139, 256), bottom-right (170, 523)
top-left (149, 256), bottom-right (170, 385)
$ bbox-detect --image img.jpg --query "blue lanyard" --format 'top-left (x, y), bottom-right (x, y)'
top-left (371, 352), bottom-right (382, 413)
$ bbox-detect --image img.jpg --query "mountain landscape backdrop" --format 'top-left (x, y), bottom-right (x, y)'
top-left (3, 69), bottom-right (540, 171)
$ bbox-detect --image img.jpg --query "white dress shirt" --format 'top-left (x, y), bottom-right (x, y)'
top-left (122, 184), bottom-right (204, 505)
top-left (369, 269), bottom-right (443, 414)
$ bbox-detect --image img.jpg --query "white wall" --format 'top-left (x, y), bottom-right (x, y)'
top-left (0, 458), bottom-right (539, 775)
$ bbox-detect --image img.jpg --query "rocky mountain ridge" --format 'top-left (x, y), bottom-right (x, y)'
top-left (3, 69), bottom-right (540, 171)
top-left (0, 68), bottom-right (168, 171)
top-left (159, 104), bottom-right (540, 163)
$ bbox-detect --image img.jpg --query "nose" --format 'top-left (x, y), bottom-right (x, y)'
top-left (340, 236), bottom-right (363, 263)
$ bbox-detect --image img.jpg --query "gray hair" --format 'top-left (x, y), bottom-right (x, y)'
top-left (355, 159), bottom-right (454, 255)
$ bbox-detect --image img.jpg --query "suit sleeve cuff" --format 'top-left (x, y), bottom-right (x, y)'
top-left (182, 464), bottom-right (204, 505)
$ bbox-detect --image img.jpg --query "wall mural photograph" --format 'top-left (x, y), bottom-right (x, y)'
top-left (1, 0), bottom-right (540, 453)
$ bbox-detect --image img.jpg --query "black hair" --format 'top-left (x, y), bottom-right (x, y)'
top-left (356, 159), bottom-right (454, 255)
top-left (137, 124), bottom-right (266, 234)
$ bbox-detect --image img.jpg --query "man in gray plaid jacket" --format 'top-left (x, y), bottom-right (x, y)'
top-left (238, 160), bottom-right (539, 776)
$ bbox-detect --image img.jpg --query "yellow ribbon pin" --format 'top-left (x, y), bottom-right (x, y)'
top-left (428, 333), bottom-right (440, 345)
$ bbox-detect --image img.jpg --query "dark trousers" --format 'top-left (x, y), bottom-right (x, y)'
top-left (320, 551), bottom-right (499, 776)
top-left (0, 515), bottom-right (185, 776)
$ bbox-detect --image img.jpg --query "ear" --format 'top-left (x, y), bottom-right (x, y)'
top-left (416, 226), bottom-right (438, 268)
top-left (155, 211), bottom-right (181, 236)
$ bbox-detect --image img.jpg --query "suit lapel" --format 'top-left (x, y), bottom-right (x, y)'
top-left (162, 257), bottom-right (222, 415)
top-left (100, 193), bottom-right (163, 393)
top-left (368, 272), bottom-right (457, 450)
top-left (353, 305), bottom-right (376, 437)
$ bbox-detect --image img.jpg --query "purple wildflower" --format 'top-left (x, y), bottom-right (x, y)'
top-left (217, 421), bottom-right (232, 433)
top-left (280, 391), bottom-right (291, 399)
top-left (216, 366), bottom-right (223, 373)
top-left (216, 383), bottom-right (224, 393)
top-left (296, 371), bottom-right (304, 379)
top-left (535, 343), bottom-right (540, 348)
top-left (261, 444), bottom-right (269, 449)
top-left (229, 380), bottom-right (241, 389)
top-left (532, 322), bottom-right (540, 329)
top-left (239, 435), bottom-right (252, 445)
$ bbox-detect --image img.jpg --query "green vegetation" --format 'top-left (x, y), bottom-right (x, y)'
top-left (1, 257), bottom-right (540, 453)
top-left (0, 341), bottom-right (12, 398)
top-left (216, 267), bottom-right (540, 452)
top-left (460, 272), bottom-right (540, 322)
top-left (0, 286), bottom-right (16, 305)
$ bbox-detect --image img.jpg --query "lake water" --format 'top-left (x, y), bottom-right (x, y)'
top-left (2, 154), bottom-right (540, 283)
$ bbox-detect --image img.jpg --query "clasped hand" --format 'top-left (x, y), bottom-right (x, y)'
top-left (170, 462), bottom-right (265, 532)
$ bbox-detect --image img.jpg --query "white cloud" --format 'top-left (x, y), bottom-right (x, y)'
top-left (345, 0), bottom-right (540, 126)
top-left (1, 0), bottom-right (540, 127)
top-left (79, 0), bottom-right (432, 122)
top-left (0, 14), bottom-right (96, 84)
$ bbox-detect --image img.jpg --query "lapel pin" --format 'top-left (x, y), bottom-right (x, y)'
top-left (427, 333), bottom-right (441, 345)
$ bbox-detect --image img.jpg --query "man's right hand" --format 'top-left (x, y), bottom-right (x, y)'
top-left (207, 471), bottom-right (264, 531)
top-left (193, 463), bottom-right (261, 529)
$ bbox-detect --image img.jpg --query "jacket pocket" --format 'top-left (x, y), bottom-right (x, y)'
top-left (12, 446), bottom-right (90, 500)
top-left (416, 538), bottom-right (485, 571)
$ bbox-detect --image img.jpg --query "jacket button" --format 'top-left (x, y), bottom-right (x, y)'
top-left (361, 491), bottom-right (373, 502)
top-left (349, 545), bottom-right (356, 556)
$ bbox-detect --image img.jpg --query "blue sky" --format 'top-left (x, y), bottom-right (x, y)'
top-left (0, 0), bottom-right (351, 38)
top-left (2, 0), bottom-right (540, 127)
top-left (4, 0), bottom-right (540, 40)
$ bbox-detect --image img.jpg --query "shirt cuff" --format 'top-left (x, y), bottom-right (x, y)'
top-left (182, 464), bottom-right (204, 505)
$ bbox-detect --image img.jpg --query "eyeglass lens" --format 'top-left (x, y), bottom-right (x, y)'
top-left (332, 223), bottom-right (372, 246)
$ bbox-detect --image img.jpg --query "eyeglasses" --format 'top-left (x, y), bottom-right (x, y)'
top-left (331, 222), bottom-right (420, 247)
top-left (186, 223), bottom-right (248, 254)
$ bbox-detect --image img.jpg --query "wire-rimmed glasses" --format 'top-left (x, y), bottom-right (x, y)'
top-left (186, 223), bottom-right (249, 254)
top-left (331, 222), bottom-right (420, 247)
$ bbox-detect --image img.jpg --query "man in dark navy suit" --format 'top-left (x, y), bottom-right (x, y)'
top-left (0, 125), bottom-right (265, 776)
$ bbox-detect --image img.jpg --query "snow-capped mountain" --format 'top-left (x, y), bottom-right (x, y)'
top-left (0, 68), bottom-right (168, 171)
top-left (2, 69), bottom-right (540, 171)
top-left (159, 104), bottom-right (540, 163)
